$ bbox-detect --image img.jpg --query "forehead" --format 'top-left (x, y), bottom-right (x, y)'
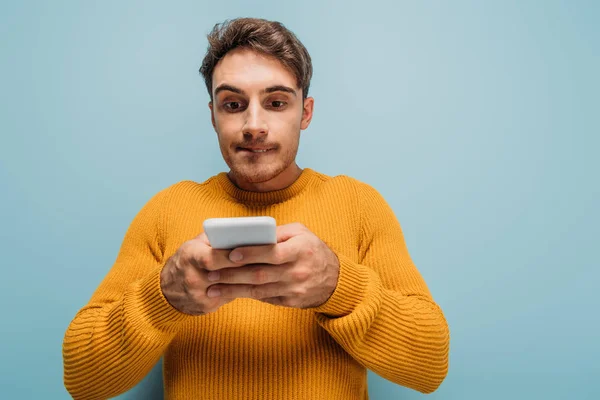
top-left (212, 47), bottom-right (298, 93)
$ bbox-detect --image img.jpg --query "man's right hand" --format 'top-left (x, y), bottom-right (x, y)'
top-left (160, 232), bottom-right (236, 315)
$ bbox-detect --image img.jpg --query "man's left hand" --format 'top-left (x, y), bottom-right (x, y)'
top-left (204, 223), bottom-right (340, 308)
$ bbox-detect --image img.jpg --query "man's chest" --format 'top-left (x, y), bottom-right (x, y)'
top-left (161, 197), bottom-right (361, 262)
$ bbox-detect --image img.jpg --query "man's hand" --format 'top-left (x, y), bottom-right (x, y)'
top-left (204, 223), bottom-right (340, 309)
top-left (160, 233), bottom-right (239, 315)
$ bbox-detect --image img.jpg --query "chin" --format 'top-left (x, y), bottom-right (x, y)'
top-left (232, 163), bottom-right (285, 183)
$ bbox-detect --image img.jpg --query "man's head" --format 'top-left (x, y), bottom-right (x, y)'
top-left (199, 18), bottom-right (314, 189)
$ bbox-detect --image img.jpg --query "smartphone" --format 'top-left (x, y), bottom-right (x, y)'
top-left (202, 216), bottom-right (277, 250)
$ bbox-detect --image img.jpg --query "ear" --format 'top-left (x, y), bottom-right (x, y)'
top-left (300, 97), bottom-right (314, 130)
top-left (208, 101), bottom-right (216, 131)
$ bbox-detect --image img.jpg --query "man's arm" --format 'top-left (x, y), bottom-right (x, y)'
top-left (62, 186), bottom-right (193, 400)
top-left (310, 181), bottom-right (450, 394)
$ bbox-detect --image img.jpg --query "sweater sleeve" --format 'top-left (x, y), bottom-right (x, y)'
top-left (62, 185), bottom-right (195, 400)
top-left (310, 181), bottom-right (450, 394)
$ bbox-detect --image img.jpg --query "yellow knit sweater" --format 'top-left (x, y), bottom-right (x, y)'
top-left (62, 168), bottom-right (449, 399)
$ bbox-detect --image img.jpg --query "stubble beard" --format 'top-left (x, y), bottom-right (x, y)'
top-left (225, 145), bottom-right (297, 184)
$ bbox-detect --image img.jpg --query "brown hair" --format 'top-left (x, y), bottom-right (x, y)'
top-left (199, 18), bottom-right (313, 102)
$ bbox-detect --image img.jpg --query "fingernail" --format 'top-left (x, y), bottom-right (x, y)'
top-left (207, 271), bottom-right (220, 281)
top-left (229, 251), bottom-right (243, 262)
top-left (207, 287), bottom-right (221, 298)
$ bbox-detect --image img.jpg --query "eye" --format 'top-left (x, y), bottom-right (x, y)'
top-left (223, 101), bottom-right (244, 111)
top-left (270, 100), bottom-right (287, 109)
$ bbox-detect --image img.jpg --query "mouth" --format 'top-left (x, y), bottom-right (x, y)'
top-left (237, 147), bottom-right (276, 154)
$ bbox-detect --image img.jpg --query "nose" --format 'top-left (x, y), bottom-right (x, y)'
top-left (242, 102), bottom-right (268, 140)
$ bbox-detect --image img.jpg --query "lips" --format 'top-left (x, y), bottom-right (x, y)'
top-left (237, 146), bottom-right (276, 153)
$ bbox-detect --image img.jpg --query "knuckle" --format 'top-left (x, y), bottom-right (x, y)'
top-left (290, 268), bottom-right (310, 282)
top-left (290, 286), bottom-right (307, 297)
top-left (198, 251), bottom-right (214, 270)
top-left (303, 244), bottom-right (315, 257)
top-left (183, 273), bottom-right (201, 288)
top-left (179, 241), bottom-right (203, 266)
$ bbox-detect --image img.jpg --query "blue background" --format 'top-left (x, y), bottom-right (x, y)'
top-left (1, 1), bottom-right (598, 399)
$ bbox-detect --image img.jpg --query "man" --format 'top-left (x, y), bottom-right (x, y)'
top-left (63, 17), bottom-right (449, 400)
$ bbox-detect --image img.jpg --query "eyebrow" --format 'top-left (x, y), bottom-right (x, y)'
top-left (214, 84), bottom-right (297, 98)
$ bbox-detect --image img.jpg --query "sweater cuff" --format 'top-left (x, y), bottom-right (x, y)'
top-left (311, 252), bottom-right (372, 317)
top-left (127, 264), bottom-right (195, 333)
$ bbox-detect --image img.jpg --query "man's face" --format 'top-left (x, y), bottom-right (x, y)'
top-left (209, 47), bottom-right (314, 185)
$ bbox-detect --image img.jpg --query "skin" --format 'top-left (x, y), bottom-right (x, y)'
top-left (208, 47), bottom-right (312, 192)
top-left (160, 47), bottom-right (340, 315)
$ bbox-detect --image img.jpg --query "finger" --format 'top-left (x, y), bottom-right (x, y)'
top-left (197, 232), bottom-right (242, 269)
top-left (276, 222), bottom-right (307, 242)
top-left (207, 263), bottom-right (289, 285)
top-left (183, 237), bottom-right (240, 271)
top-left (228, 240), bottom-right (299, 266)
top-left (207, 282), bottom-right (284, 300)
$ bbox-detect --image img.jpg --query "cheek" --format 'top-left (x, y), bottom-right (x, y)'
top-left (214, 118), bottom-right (239, 142)
top-left (275, 111), bottom-right (302, 131)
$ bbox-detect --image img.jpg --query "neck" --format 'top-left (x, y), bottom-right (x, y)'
top-left (227, 163), bottom-right (303, 192)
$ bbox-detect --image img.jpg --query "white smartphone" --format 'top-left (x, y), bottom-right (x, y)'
top-left (202, 216), bottom-right (277, 250)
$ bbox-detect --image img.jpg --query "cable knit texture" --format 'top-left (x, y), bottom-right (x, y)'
top-left (62, 168), bottom-right (450, 399)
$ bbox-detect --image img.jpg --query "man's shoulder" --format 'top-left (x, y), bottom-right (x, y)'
top-left (311, 169), bottom-right (377, 197)
top-left (169, 171), bottom-right (226, 190)
top-left (151, 176), bottom-right (220, 203)
top-left (164, 177), bottom-right (216, 191)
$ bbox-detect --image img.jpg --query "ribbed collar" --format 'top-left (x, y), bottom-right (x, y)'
top-left (213, 167), bottom-right (318, 205)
